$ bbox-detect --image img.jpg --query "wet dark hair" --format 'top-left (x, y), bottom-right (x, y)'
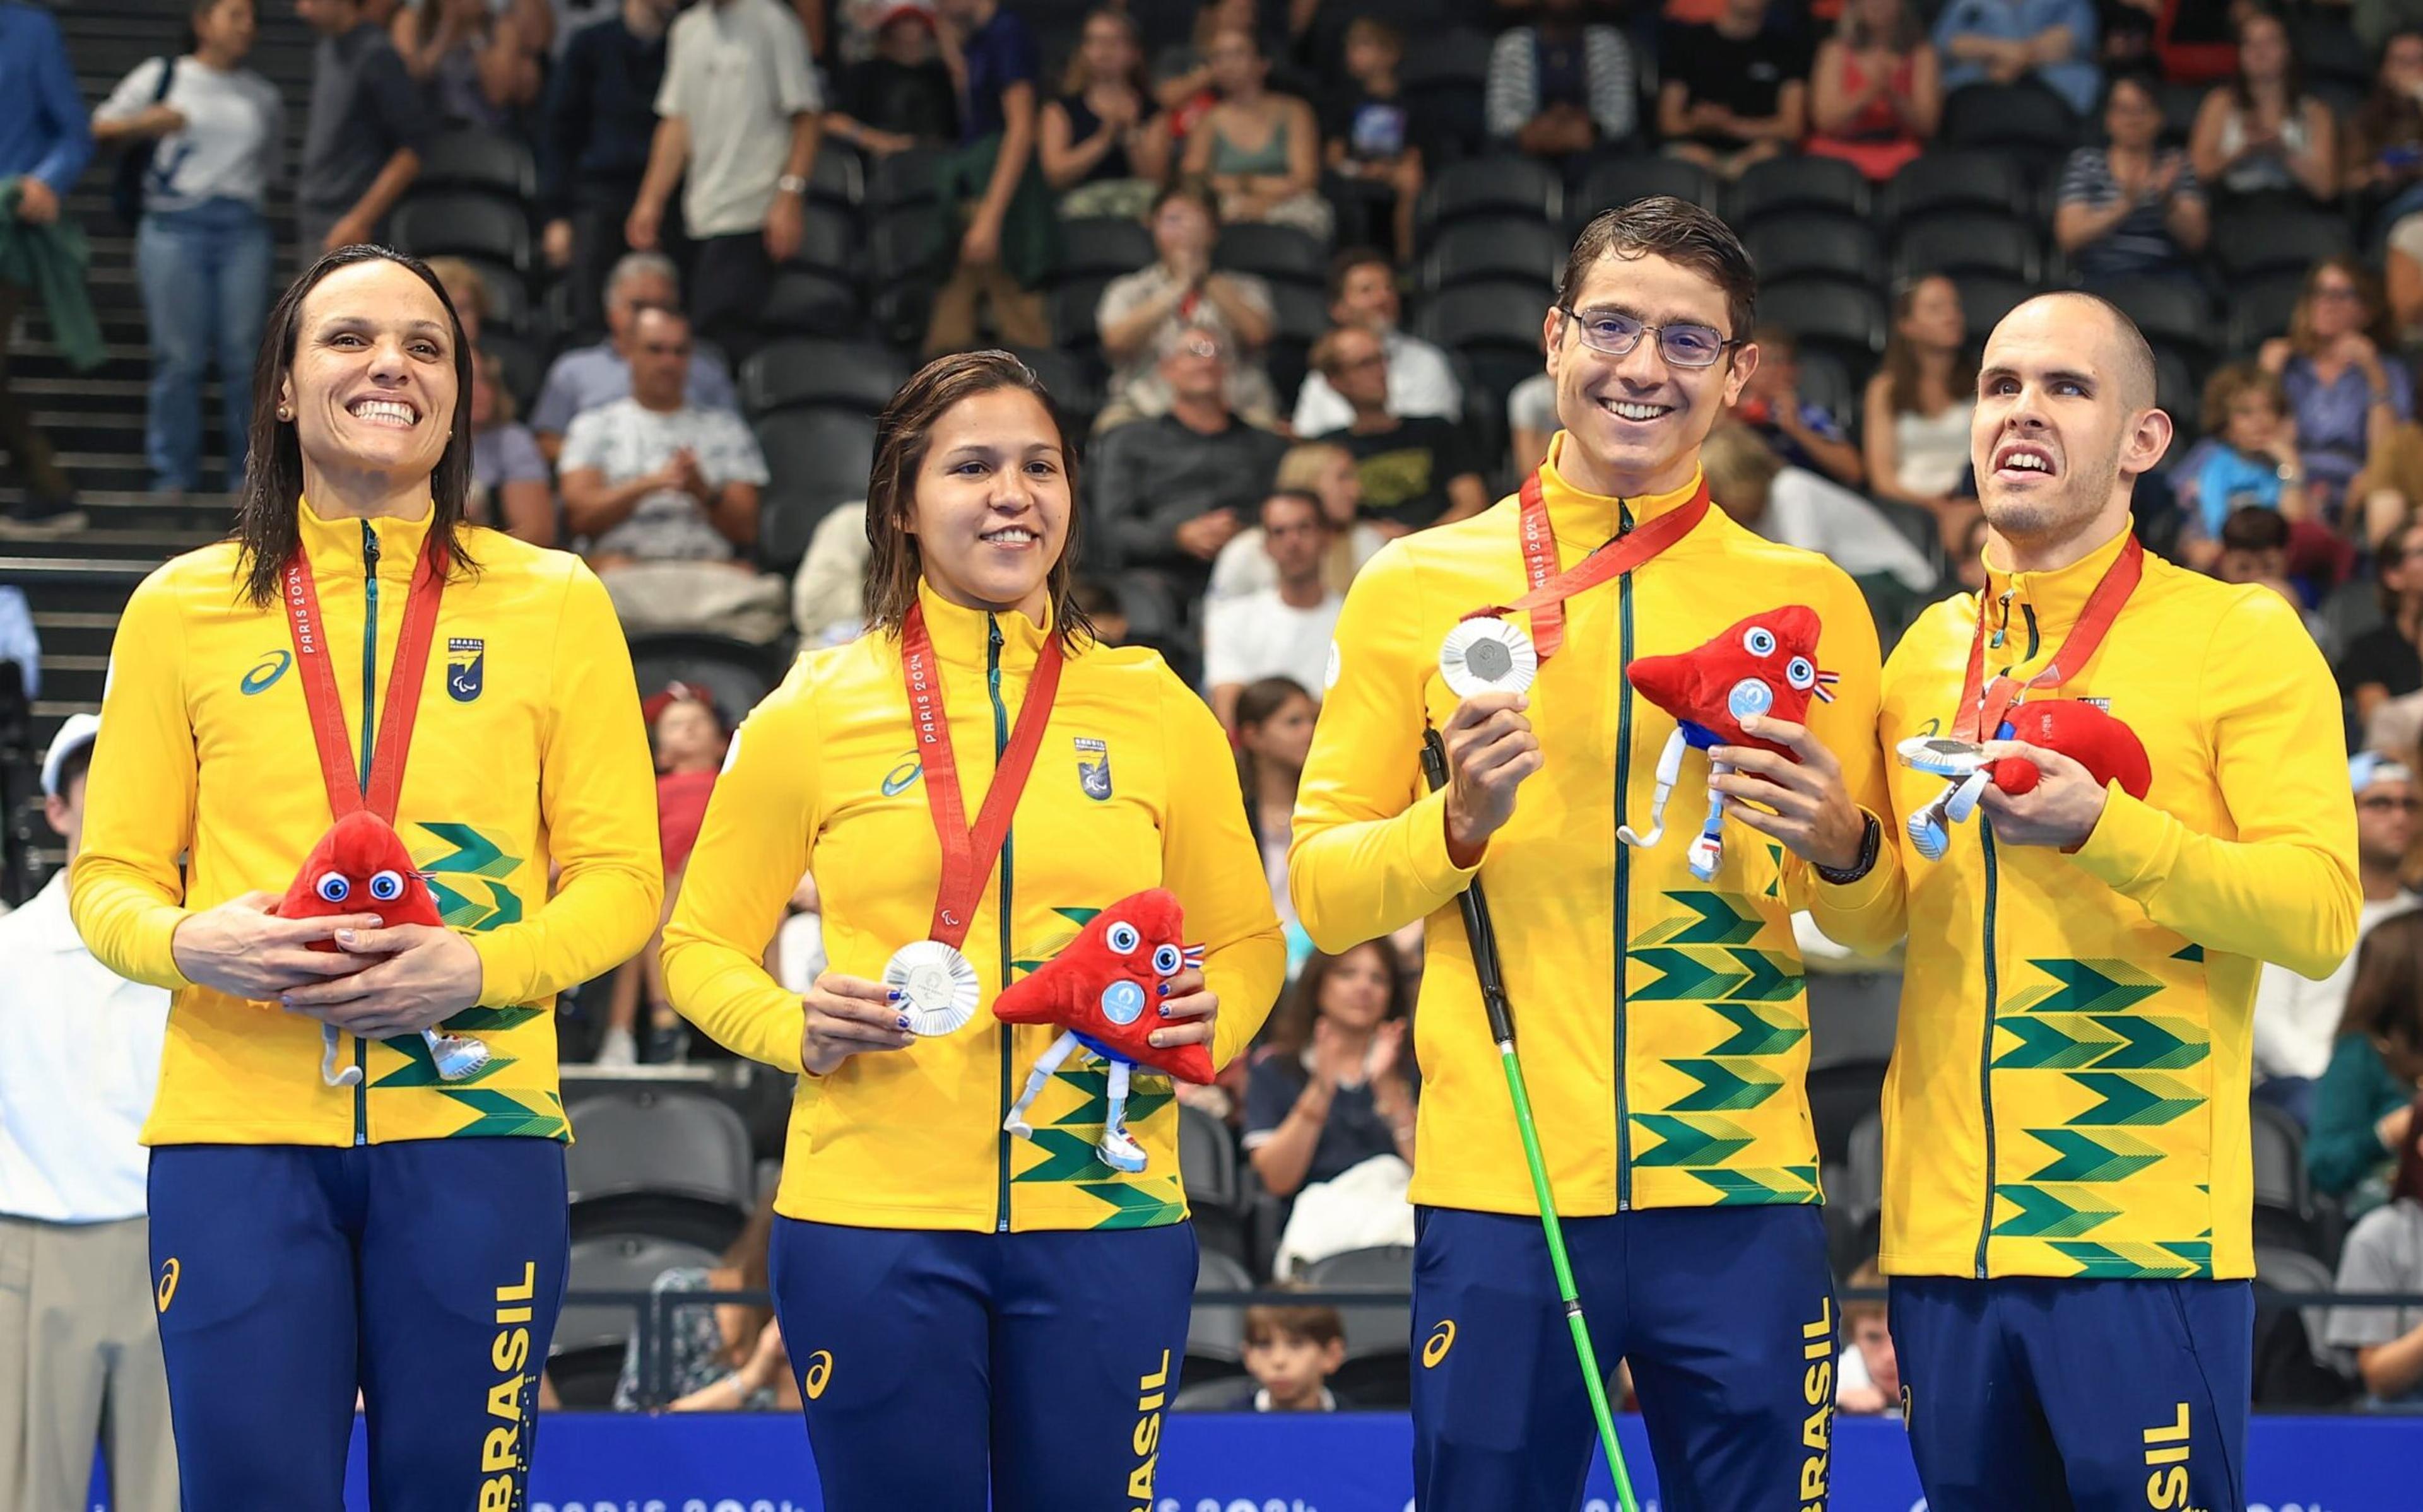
top-left (232, 245), bottom-right (478, 607)
top-left (1557, 196), bottom-right (1755, 346)
top-left (862, 350), bottom-right (1097, 653)
top-left (2339, 910), bottom-right (2423, 1054)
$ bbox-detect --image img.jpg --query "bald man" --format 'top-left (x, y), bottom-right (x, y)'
top-left (1842, 293), bottom-right (2358, 1509)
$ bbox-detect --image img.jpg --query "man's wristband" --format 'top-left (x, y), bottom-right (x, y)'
top-left (1815, 812), bottom-right (1882, 886)
top-left (776, 173), bottom-right (809, 196)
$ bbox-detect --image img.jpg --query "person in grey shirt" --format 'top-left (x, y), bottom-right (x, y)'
top-left (529, 250), bottom-right (736, 462)
top-left (295, 0), bottom-right (433, 258)
top-left (2327, 1103), bottom-right (2423, 1409)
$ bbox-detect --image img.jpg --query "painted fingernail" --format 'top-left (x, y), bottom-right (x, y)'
top-left (886, 988), bottom-right (902, 1002)
top-left (1156, 983), bottom-right (1170, 997)
top-left (1158, 1004), bottom-right (1172, 1018)
top-left (896, 1014), bottom-right (912, 1030)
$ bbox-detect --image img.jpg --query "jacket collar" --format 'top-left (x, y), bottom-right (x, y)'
top-left (913, 578), bottom-right (1055, 673)
top-left (1979, 522), bottom-right (2133, 651)
top-left (1538, 431), bottom-right (1706, 551)
top-left (297, 496), bottom-right (435, 587)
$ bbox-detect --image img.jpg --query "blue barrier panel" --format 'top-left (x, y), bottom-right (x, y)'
top-left (93, 1411), bottom-right (2423, 1511)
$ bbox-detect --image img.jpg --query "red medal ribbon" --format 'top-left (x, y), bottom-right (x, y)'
top-left (281, 530), bottom-right (449, 824)
top-left (900, 601), bottom-right (1068, 952)
top-left (1466, 469), bottom-right (1710, 662)
top-left (1954, 535), bottom-right (2143, 743)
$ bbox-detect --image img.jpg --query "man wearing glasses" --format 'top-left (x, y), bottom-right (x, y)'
top-left (1290, 197), bottom-right (1899, 1509)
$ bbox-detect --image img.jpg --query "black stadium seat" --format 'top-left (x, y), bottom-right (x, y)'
top-left (1420, 217), bottom-right (1567, 293)
top-left (454, 255), bottom-right (531, 333)
top-left (761, 268), bottom-right (858, 338)
top-left (1880, 150), bottom-right (2037, 230)
top-left (1216, 222), bottom-right (1331, 285)
top-left (563, 1090), bottom-right (754, 1248)
top-left (2226, 270), bottom-right (2308, 355)
top-left (867, 146), bottom-right (944, 209)
top-left (413, 129), bottom-right (534, 199)
top-left (2210, 206), bottom-right (2349, 280)
top-left (626, 633), bottom-right (788, 727)
top-left (1051, 276), bottom-right (1114, 351)
top-left (1893, 211), bottom-right (2041, 283)
top-left (1185, 1248), bottom-right (1254, 1382)
top-left (1300, 1245), bottom-right (1416, 1408)
top-left (741, 338), bottom-right (912, 417)
top-left (1759, 276), bottom-right (1888, 363)
top-left (1947, 272), bottom-right (2037, 341)
top-left (1745, 215), bottom-right (1881, 286)
top-left (787, 202), bottom-right (855, 279)
top-left (1731, 153), bottom-right (1870, 227)
top-left (551, 1233), bottom-right (722, 1407)
top-left (1006, 346), bottom-right (1104, 431)
top-left (1059, 216), bottom-right (1157, 279)
top-left (389, 194), bottom-right (531, 270)
top-left (1418, 156), bottom-right (1563, 237)
top-left (1572, 155), bottom-right (1721, 222)
top-left (1942, 83), bottom-right (2082, 169)
top-left (754, 410), bottom-right (878, 571)
top-left (2092, 276), bottom-right (2215, 363)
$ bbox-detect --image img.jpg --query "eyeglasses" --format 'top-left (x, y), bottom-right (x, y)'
top-left (2359, 795), bottom-right (2420, 812)
top-left (1557, 305), bottom-right (1742, 368)
top-left (1181, 337), bottom-right (1225, 360)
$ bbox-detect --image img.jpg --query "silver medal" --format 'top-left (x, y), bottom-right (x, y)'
top-left (1439, 616), bottom-right (1539, 699)
top-left (883, 940), bottom-right (981, 1036)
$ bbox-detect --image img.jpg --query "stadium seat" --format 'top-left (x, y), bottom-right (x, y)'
top-left (2092, 276), bottom-right (2214, 363)
top-left (1892, 212), bottom-right (2041, 284)
top-left (1300, 1245), bottom-right (1413, 1409)
top-left (1181, 1103), bottom-right (1251, 1267)
top-left (761, 267), bottom-right (859, 339)
top-left (1828, 1112), bottom-right (1884, 1276)
top-left (1216, 223), bottom-right (1331, 286)
top-left (414, 129), bottom-right (534, 200)
top-left (2226, 271), bottom-right (2307, 356)
top-left (1758, 276), bottom-right (1888, 363)
top-left (740, 339), bottom-right (912, 418)
top-left (810, 141), bottom-right (864, 208)
top-left (1941, 83), bottom-right (2082, 170)
top-left (389, 194), bottom-right (531, 271)
top-left (454, 255), bottom-right (531, 334)
top-left (2152, 79), bottom-right (2202, 144)
top-left (754, 409), bottom-right (878, 571)
top-left (1572, 155), bottom-right (1721, 223)
top-left (1804, 1059), bottom-right (1886, 1169)
top-left (1731, 153), bottom-right (1870, 228)
top-left (869, 207), bottom-right (948, 286)
top-left (481, 329), bottom-right (544, 413)
top-left (564, 1090), bottom-right (754, 1248)
top-left (1947, 272), bottom-right (2037, 341)
top-left (2150, 343), bottom-right (2198, 454)
top-left (2251, 1098), bottom-right (2322, 1255)
top-left (1420, 217), bottom-right (1567, 293)
top-left (1879, 150), bottom-right (2037, 230)
top-left (1059, 216), bottom-right (1157, 279)
top-left (1006, 346), bottom-right (1104, 432)
top-left (2290, 11), bottom-right (2369, 86)
top-left (1268, 281), bottom-right (1333, 343)
top-left (1792, 346), bottom-right (1859, 431)
top-left (784, 202), bottom-right (855, 280)
top-left (1415, 280), bottom-right (1548, 353)
top-left (867, 145), bottom-right (944, 210)
top-left (627, 632), bottom-right (789, 724)
top-left (1187, 1248), bottom-right (1254, 1379)
top-left (2211, 205), bottom-right (2349, 281)
top-left (2253, 1244), bottom-right (2358, 1408)
top-left (1745, 216), bottom-right (1882, 286)
top-left (551, 1233), bottom-right (723, 1409)
top-left (1400, 29), bottom-right (1490, 162)
top-left (1417, 156), bottom-right (1562, 238)
top-left (1051, 275), bottom-right (1114, 352)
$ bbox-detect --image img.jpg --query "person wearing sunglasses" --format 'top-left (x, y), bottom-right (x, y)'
top-left (1291, 196), bottom-right (1897, 1509)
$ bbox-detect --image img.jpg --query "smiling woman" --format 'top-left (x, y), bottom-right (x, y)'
top-left (68, 245), bottom-right (662, 1511)
top-left (661, 349), bottom-right (1285, 1510)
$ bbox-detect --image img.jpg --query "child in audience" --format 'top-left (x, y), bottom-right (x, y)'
top-left (2176, 362), bottom-right (2310, 571)
top-left (1242, 1303), bottom-right (1348, 1412)
top-left (1835, 1260), bottom-right (1902, 1415)
top-left (599, 683), bottom-right (729, 1065)
top-left (1322, 18), bottom-right (1423, 263)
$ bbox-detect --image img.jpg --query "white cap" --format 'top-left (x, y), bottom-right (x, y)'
top-left (2352, 751), bottom-right (2413, 795)
top-left (40, 713), bottom-right (98, 799)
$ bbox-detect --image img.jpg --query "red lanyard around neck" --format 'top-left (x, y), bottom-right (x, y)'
top-left (281, 530), bottom-right (448, 824)
top-left (1465, 468), bottom-right (1709, 662)
top-left (1955, 535), bottom-right (2143, 742)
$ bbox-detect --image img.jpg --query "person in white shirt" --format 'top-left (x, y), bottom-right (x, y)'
top-left (92, 0), bottom-right (284, 496)
top-left (1702, 419), bottom-right (1939, 593)
top-left (626, 0), bottom-right (822, 367)
top-left (529, 250), bottom-right (740, 464)
top-left (2255, 753), bottom-right (2422, 1126)
top-left (0, 716), bottom-right (176, 1512)
top-left (1290, 247), bottom-right (1462, 437)
top-left (1207, 441), bottom-right (1386, 604)
top-left (1204, 488), bottom-right (1343, 729)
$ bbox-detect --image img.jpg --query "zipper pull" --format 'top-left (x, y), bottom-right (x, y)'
top-left (1988, 589), bottom-right (2012, 650)
top-left (362, 520), bottom-right (380, 574)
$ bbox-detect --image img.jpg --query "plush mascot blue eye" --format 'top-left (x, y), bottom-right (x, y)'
top-left (1152, 943), bottom-right (1182, 976)
top-left (368, 870), bottom-right (404, 902)
top-left (315, 872), bottom-right (351, 903)
top-left (1105, 921), bottom-right (1141, 954)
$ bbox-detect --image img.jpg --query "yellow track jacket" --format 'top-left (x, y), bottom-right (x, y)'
top-left (71, 501), bottom-right (664, 1147)
top-left (1863, 527), bottom-right (2357, 1281)
top-left (1290, 435), bottom-right (1901, 1217)
top-left (661, 585), bottom-right (1286, 1233)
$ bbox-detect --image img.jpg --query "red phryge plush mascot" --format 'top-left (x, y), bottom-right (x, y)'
top-left (1618, 607), bottom-right (1839, 881)
top-left (278, 809), bottom-right (491, 1087)
top-left (1897, 698), bottom-right (2153, 860)
top-left (993, 888), bottom-right (1208, 1174)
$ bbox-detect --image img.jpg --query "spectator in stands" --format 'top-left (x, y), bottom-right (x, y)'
top-left (1321, 19), bottom-right (1423, 264)
top-left (1805, 0), bottom-right (1941, 181)
top-left (601, 683), bottom-right (728, 1066)
top-left (2311, 910), bottom-right (2423, 1216)
top-left (423, 254), bottom-right (492, 345)
top-left (1039, 9), bottom-right (1169, 221)
top-left (1205, 491), bottom-right (1343, 727)
top-left (1702, 421), bottom-right (1938, 593)
top-left (469, 348), bottom-right (555, 544)
top-left (1091, 323), bottom-right (1290, 602)
top-left (1244, 944), bottom-right (1417, 1222)
top-left (2209, 507), bottom-right (2325, 634)
top-left (1309, 325), bottom-right (1487, 532)
top-left (1952, 511), bottom-right (1990, 594)
top-left (558, 305), bottom-right (787, 641)
top-left (1239, 1303), bottom-right (1347, 1411)
top-left (394, 0), bottom-right (541, 129)
top-left (921, 0), bottom-right (1055, 355)
top-left (2342, 515), bottom-right (2423, 728)
top-left (628, 0), bottom-right (822, 368)
top-left (2256, 754), bottom-right (2419, 1125)
top-left (1509, 334), bottom-right (1557, 477)
top-left (531, 250), bottom-right (739, 463)
top-left (790, 498), bottom-right (870, 643)
top-left (1657, 0), bottom-right (1812, 179)
top-left (1152, 0), bottom-right (1255, 128)
top-left (1728, 324), bottom-right (1865, 487)
top-left (825, 4), bottom-right (960, 156)
top-left (1931, 0), bottom-right (2100, 115)
top-left (1486, 0), bottom-right (1640, 163)
top-left (0, 0), bottom-right (91, 537)
top-left (2190, 9), bottom-right (2337, 201)
top-left (1095, 184), bottom-right (1280, 429)
top-left (1863, 274), bottom-right (1978, 546)
top-left (538, 0), bottom-right (679, 348)
top-left (2349, 30), bottom-right (2423, 235)
top-left (1235, 675), bottom-right (1316, 954)
top-left (0, 717), bottom-right (177, 1512)
top-left (1182, 28), bottom-right (1331, 240)
top-left (612, 1195), bottom-right (799, 1410)
top-left (1292, 247), bottom-right (1463, 437)
top-left (2260, 257), bottom-right (2412, 514)
top-left (2352, 421), bottom-right (2423, 554)
top-left (1834, 1259), bottom-right (1901, 1415)
top-left (2171, 361), bottom-right (2309, 569)
top-left (2055, 73), bottom-right (2208, 284)
top-left (93, 0), bottom-right (281, 501)
top-left (295, 0), bottom-right (434, 257)
top-left (1210, 440), bottom-right (1386, 602)
top-left (2326, 1089), bottom-right (2423, 1407)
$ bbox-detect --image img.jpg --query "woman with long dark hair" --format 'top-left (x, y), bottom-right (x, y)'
top-left (1039, 8), bottom-right (1170, 220)
top-left (2309, 910), bottom-right (2423, 1215)
top-left (661, 350), bottom-right (1284, 1509)
top-left (2190, 8), bottom-right (2337, 201)
top-left (1244, 941), bottom-right (1415, 1202)
top-left (69, 245), bottom-right (663, 1509)
top-left (1235, 674), bottom-right (1315, 949)
top-left (2260, 256), bottom-right (2412, 515)
top-left (1861, 273), bottom-right (1977, 547)
top-left (2326, 1088), bottom-right (2423, 1405)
